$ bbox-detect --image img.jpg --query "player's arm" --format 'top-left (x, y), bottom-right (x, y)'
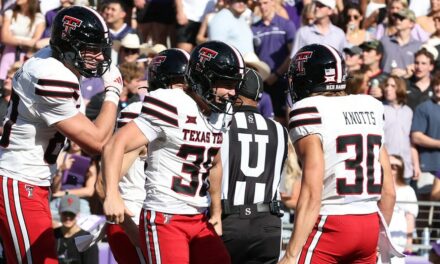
top-left (208, 150), bottom-right (223, 236)
top-left (102, 121), bottom-right (149, 224)
top-left (377, 147), bottom-right (396, 225)
top-left (279, 134), bottom-right (323, 264)
top-left (55, 64), bottom-right (123, 156)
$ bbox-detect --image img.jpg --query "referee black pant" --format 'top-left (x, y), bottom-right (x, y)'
top-left (221, 213), bottom-right (281, 264)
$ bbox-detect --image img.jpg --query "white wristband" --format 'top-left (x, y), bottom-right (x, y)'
top-left (104, 90), bottom-right (120, 105)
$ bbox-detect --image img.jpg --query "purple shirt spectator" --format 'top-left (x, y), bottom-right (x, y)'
top-left (257, 92), bottom-right (275, 119)
top-left (380, 35), bottom-right (422, 74)
top-left (375, 23), bottom-right (430, 43)
top-left (110, 24), bottom-right (135, 41)
top-left (291, 23), bottom-right (347, 56)
top-left (81, 77), bottom-right (104, 102)
top-left (252, 14), bottom-right (296, 72)
top-left (43, 6), bottom-right (61, 38)
top-left (284, 0), bottom-right (302, 29)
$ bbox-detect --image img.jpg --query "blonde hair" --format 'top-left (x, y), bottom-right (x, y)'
top-left (282, 138), bottom-right (302, 194)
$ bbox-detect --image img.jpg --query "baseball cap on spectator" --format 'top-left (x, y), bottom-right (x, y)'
top-left (420, 44), bottom-right (439, 60)
top-left (394, 8), bottom-right (416, 22)
top-left (315, 0), bottom-right (336, 9)
top-left (121, 33), bottom-right (141, 50)
top-left (343, 46), bottom-right (362, 56)
top-left (359, 40), bottom-right (384, 54)
top-left (240, 68), bottom-right (264, 101)
top-left (59, 194), bottom-right (80, 214)
top-left (140, 43), bottom-right (167, 57)
top-left (243, 52), bottom-right (270, 81)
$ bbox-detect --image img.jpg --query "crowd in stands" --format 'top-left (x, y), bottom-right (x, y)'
top-left (0, 0), bottom-right (439, 263)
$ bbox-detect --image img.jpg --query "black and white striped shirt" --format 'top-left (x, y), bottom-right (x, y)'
top-left (221, 106), bottom-right (288, 206)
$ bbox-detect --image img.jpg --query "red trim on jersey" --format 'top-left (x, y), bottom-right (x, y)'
top-left (289, 118), bottom-right (322, 129)
top-left (142, 106), bottom-right (178, 127)
top-left (120, 112), bottom-right (140, 119)
top-left (289, 106), bottom-right (319, 118)
top-left (37, 79), bottom-right (79, 90)
top-left (117, 121), bottom-right (128, 128)
top-left (35, 88), bottom-right (79, 100)
top-left (143, 96), bottom-right (178, 115)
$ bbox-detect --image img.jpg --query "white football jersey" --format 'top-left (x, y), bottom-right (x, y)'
top-left (133, 88), bottom-right (230, 215)
top-left (117, 102), bottom-right (146, 225)
top-left (0, 47), bottom-right (82, 186)
top-left (289, 94), bottom-right (385, 215)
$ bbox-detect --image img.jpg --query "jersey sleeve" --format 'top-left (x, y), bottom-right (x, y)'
top-left (133, 92), bottom-right (179, 142)
top-left (22, 63), bottom-right (80, 126)
top-left (117, 102), bottom-right (143, 128)
top-left (288, 99), bottom-right (323, 143)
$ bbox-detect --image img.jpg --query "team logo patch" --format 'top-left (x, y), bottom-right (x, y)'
top-left (152, 56), bottom-right (166, 66)
top-left (24, 185), bottom-right (34, 198)
top-left (198, 47), bottom-right (218, 66)
top-left (186, 115), bottom-right (197, 124)
top-left (293, 51), bottom-right (313, 76)
top-left (62, 15), bottom-right (83, 38)
top-left (324, 68), bottom-right (336, 82)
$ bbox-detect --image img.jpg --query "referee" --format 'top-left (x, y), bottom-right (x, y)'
top-left (221, 68), bottom-right (288, 264)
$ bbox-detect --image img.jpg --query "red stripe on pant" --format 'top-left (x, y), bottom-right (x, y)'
top-left (146, 210), bottom-right (158, 264)
top-left (1, 177), bottom-right (27, 264)
top-left (140, 209), bottom-right (161, 264)
top-left (297, 216), bottom-right (322, 264)
top-left (0, 176), bottom-right (57, 264)
top-left (106, 223), bottom-right (145, 264)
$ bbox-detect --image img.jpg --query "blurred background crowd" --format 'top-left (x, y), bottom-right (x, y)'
top-left (0, 0), bottom-right (440, 263)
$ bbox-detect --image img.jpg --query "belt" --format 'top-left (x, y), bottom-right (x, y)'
top-left (221, 200), bottom-right (271, 216)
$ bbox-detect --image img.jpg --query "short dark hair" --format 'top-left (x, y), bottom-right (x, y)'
top-left (103, 0), bottom-right (128, 13)
top-left (415, 48), bottom-right (435, 65)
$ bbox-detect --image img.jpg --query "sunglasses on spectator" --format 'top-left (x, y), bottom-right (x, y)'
top-left (393, 14), bottom-right (407, 21)
top-left (123, 47), bottom-right (140, 54)
top-left (348, 14), bottom-right (360, 20)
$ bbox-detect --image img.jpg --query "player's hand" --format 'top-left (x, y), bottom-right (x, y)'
top-left (102, 63), bottom-right (123, 105)
top-left (103, 193), bottom-right (126, 224)
top-left (208, 215), bottom-right (223, 236)
top-left (278, 254), bottom-right (296, 264)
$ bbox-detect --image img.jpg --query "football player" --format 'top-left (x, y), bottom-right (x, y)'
top-left (279, 44), bottom-right (397, 264)
top-left (0, 6), bottom-right (123, 264)
top-left (101, 48), bottom-right (190, 264)
top-left (103, 41), bottom-right (245, 264)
